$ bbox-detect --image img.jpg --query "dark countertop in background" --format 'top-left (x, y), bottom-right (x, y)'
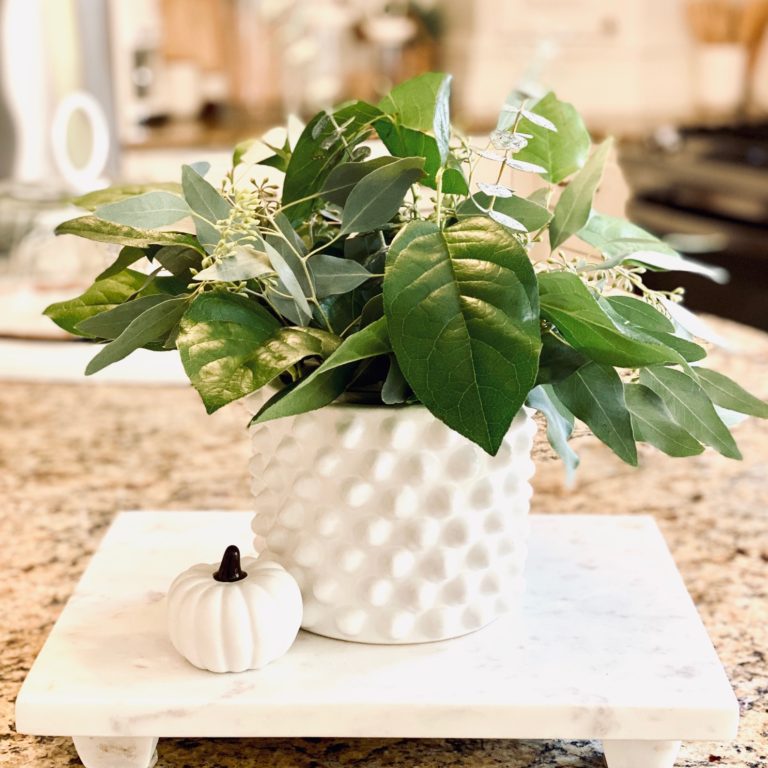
top-left (2, 316), bottom-right (767, 768)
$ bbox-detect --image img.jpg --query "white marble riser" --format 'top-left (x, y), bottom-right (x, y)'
top-left (15, 511), bottom-right (738, 768)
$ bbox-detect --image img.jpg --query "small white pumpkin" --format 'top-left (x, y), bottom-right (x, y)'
top-left (167, 545), bottom-right (302, 673)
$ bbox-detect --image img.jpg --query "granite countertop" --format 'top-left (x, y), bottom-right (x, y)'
top-left (2, 316), bottom-right (767, 768)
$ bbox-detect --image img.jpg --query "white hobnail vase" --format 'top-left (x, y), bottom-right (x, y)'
top-left (247, 403), bottom-right (537, 644)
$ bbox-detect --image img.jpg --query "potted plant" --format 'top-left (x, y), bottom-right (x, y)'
top-left (45, 73), bottom-right (768, 644)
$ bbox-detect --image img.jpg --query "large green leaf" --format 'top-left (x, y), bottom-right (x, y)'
top-left (94, 190), bottom-right (190, 229)
top-left (72, 182), bottom-right (182, 211)
top-left (308, 254), bottom-right (373, 297)
top-left (602, 296), bottom-right (706, 362)
top-left (55, 216), bottom-right (203, 252)
top-left (85, 297), bottom-right (189, 375)
top-left (527, 384), bottom-right (580, 479)
top-left (340, 157), bottom-right (425, 234)
top-left (553, 362), bottom-right (637, 465)
top-left (549, 138), bottom-right (613, 250)
top-left (639, 366), bottom-right (741, 459)
top-left (624, 382), bottom-right (704, 457)
top-left (375, 75), bottom-right (464, 191)
top-left (456, 191), bottom-right (552, 232)
top-left (321, 157), bottom-right (398, 206)
top-left (43, 269), bottom-right (159, 336)
top-left (181, 165), bottom-right (231, 253)
top-left (177, 292), bottom-right (338, 413)
top-left (384, 216), bottom-right (540, 455)
top-left (694, 368), bottom-right (768, 418)
top-left (510, 92), bottom-right (591, 183)
top-left (378, 72), bottom-right (450, 132)
top-left (252, 316), bottom-right (391, 424)
top-left (76, 294), bottom-right (172, 339)
top-left (538, 272), bottom-right (680, 367)
top-left (282, 101), bottom-right (382, 220)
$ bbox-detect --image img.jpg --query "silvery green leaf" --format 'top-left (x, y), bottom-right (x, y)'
top-left (549, 138), bottom-right (613, 249)
top-left (714, 405), bottom-right (749, 428)
top-left (487, 209), bottom-right (526, 232)
top-left (624, 383), bottom-right (704, 457)
top-left (526, 384), bottom-right (579, 484)
top-left (189, 161), bottom-right (211, 177)
top-left (522, 109), bottom-right (558, 132)
top-left (472, 147), bottom-right (506, 162)
top-left (264, 240), bottom-right (312, 322)
top-left (85, 297), bottom-right (188, 375)
top-left (659, 298), bottom-right (732, 348)
top-left (340, 157), bottom-right (425, 235)
top-left (499, 103), bottom-right (523, 116)
top-left (509, 133), bottom-right (530, 151)
top-left (320, 133), bottom-right (340, 150)
top-left (76, 294), bottom-right (171, 339)
top-left (73, 182), bottom-right (183, 211)
top-left (433, 74), bottom-right (452, 164)
top-left (457, 192), bottom-right (552, 232)
top-left (193, 247), bottom-right (273, 282)
top-left (639, 366), bottom-right (741, 459)
top-left (308, 254), bottom-right (373, 298)
top-left (477, 182), bottom-right (514, 198)
top-left (624, 250), bottom-right (729, 284)
top-left (311, 113), bottom-right (330, 140)
top-left (321, 156), bottom-right (399, 206)
top-left (505, 157), bottom-right (547, 174)
top-left (54, 216), bottom-right (203, 252)
top-left (352, 145), bottom-right (372, 161)
top-left (578, 213), bottom-right (676, 257)
top-left (553, 361), bottom-right (637, 466)
top-left (491, 129), bottom-right (523, 150)
top-left (273, 212), bottom-right (306, 256)
top-left (181, 164), bottom-right (231, 253)
top-left (693, 367), bottom-right (768, 417)
top-left (94, 191), bottom-right (190, 229)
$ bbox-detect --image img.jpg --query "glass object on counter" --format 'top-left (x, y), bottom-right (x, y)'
top-left (0, 181), bottom-right (112, 340)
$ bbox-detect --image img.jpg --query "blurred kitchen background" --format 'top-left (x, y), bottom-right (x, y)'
top-left (1, 0), bottom-right (767, 346)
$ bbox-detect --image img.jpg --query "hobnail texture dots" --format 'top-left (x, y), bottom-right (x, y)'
top-left (249, 404), bottom-right (536, 644)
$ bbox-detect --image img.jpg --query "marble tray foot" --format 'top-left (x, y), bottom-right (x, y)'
top-left (603, 739), bottom-right (681, 768)
top-left (72, 736), bottom-right (159, 768)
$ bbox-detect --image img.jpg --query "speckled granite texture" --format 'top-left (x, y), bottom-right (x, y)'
top-left (2, 317), bottom-right (767, 768)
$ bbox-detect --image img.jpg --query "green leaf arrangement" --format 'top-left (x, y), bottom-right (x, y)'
top-left (45, 73), bottom-right (768, 468)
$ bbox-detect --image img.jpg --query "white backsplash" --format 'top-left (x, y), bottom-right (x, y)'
top-left (443, 0), bottom-right (695, 133)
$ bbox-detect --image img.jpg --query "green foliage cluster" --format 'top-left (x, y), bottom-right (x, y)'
top-left (45, 73), bottom-right (768, 472)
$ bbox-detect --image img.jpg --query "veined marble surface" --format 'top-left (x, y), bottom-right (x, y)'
top-left (2, 316), bottom-right (767, 767)
top-left (16, 512), bottom-right (737, 742)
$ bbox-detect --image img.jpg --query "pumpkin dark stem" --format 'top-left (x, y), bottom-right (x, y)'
top-left (213, 545), bottom-right (248, 582)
